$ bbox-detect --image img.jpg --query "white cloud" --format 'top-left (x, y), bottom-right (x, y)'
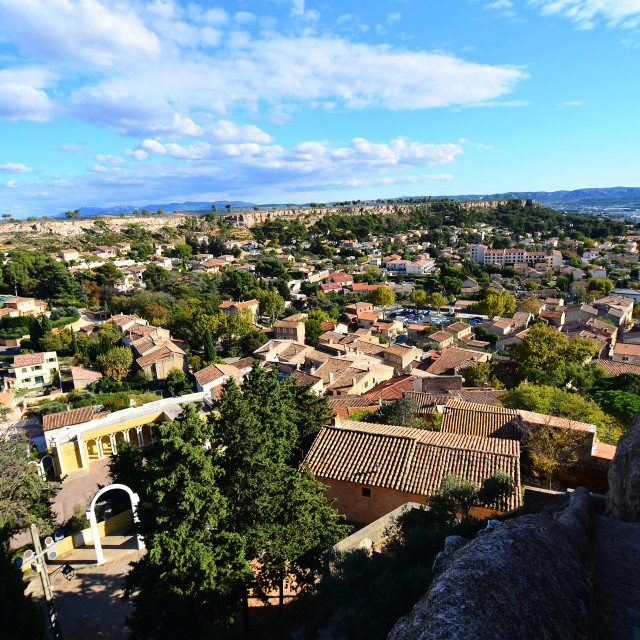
top-left (529, 0), bottom-right (640, 29)
top-left (0, 163), bottom-right (33, 174)
top-left (88, 164), bottom-right (108, 172)
top-left (95, 154), bottom-right (125, 164)
top-left (557, 100), bottom-right (584, 108)
top-left (485, 0), bottom-right (514, 10)
top-left (459, 137), bottom-right (501, 151)
top-left (0, 0), bottom-right (161, 66)
top-left (387, 12), bottom-right (402, 24)
top-left (0, 82), bottom-right (55, 121)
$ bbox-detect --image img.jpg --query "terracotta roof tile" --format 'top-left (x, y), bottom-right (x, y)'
top-left (441, 401), bottom-right (522, 440)
top-left (42, 406), bottom-right (110, 432)
top-left (304, 420), bottom-right (521, 511)
top-left (14, 352), bottom-right (46, 367)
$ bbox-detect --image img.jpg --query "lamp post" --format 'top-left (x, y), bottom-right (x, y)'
top-left (20, 524), bottom-right (65, 640)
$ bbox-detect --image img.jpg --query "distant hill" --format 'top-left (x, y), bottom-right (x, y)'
top-left (52, 187), bottom-right (640, 218)
top-left (54, 200), bottom-right (258, 217)
top-left (445, 187), bottom-right (640, 208)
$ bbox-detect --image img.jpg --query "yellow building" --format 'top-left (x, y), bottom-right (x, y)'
top-left (45, 393), bottom-right (208, 478)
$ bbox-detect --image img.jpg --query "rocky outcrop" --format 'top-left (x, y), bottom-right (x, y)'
top-left (388, 488), bottom-right (595, 640)
top-left (606, 408), bottom-right (640, 522)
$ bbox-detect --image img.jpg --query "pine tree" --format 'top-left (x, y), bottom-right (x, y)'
top-left (39, 315), bottom-right (52, 336)
top-left (121, 404), bottom-right (251, 639)
top-left (203, 328), bottom-right (215, 363)
top-left (211, 364), bottom-right (345, 624)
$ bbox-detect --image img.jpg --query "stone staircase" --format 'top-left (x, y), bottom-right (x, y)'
top-left (593, 515), bottom-right (640, 639)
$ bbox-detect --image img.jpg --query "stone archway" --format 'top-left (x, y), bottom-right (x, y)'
top-left (85, 483), bottom-right (145, 565)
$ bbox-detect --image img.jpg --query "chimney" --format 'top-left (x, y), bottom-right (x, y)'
top-left (352, 377), bottom-right (357, 390)
top-left (329, 372), bottom-right (334, 385)
top-left (332, 413), bottom-right (341, 427)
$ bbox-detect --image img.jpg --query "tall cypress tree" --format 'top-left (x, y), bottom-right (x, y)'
top-left (120, 405), bottom-right (251, 639)
top-left (203, 328), bottom-right (215, 363)
top-left (211, 364), bottom-right (347, 625)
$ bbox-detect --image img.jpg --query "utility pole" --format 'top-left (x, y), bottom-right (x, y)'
top-left (30, 524), bottom-right (64, 640)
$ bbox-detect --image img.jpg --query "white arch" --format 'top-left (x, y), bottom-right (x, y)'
top-left (85, 483), bottom-right (145, 565)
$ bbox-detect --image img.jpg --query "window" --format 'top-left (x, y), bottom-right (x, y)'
top-left (47, 358), bottom-right (55, 363)
top-left (361, 487), bottom-right (371, 498)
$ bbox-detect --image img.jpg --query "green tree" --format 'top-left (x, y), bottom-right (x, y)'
top-left (0, 432), bottom-right (59, 547)
top-left (462, 362), bottom-right (504, 389)
top-left (255, 289), bottom-right (285, 324)
top-left (501, 384), bottom-right (612, 427)
top-left (166, 367), bottom-right (187, 396)
top-left (409, 289), bottom-right (426, 307)
top-left (0, 544), bottom-right (47, 639)
top-left (587, 277), bottom-right (614, 296)
top-left (477, 291), bottom-right (516, 318)
top-left (120, 405), bottom-right (251, 639)
top-left (96, 346), bottom-right (133, 380)
top-left (425, 292), bottom-right (448, 314)
top-left (519, 297), bottom-right (543, 315)
top-left (367, 285), bottom-right (395, 318)
top-left (366, 397), bottom-right (417, 427)
top-left (203, 328), bottom-right (216, 363)
top-left (210, 365), bottom-right (336, 624)
top-left (304, 317), bottom-right (324, 347)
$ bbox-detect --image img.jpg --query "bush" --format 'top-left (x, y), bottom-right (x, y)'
top-left (62, 503), bottom-right (89, 536)
top-left (102, 394), bottom-right (130, 412)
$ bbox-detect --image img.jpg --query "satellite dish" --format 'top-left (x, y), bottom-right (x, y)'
top-left (44, 536), bottom-right (54, 548)
top-left (23, 549), bottom-right (34, 562)
top-left (47, 549), bottom-right (57, 561)
top-left (54, 530), bottom-right (64, 542)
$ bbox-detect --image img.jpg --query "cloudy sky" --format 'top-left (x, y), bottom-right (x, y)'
top-left (0, 0), bottom-right (639, 216)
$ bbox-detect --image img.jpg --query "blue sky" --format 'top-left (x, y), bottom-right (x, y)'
top-left (0, 0), bottom-right (639, 217)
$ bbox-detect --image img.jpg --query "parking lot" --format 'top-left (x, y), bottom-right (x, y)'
top-left (388, 308), bottom-right (487, 327)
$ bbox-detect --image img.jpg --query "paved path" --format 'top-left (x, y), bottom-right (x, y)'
top-left (593, 515), bottom-right (640, 639)
top-left (26, 535), bottom-right (144, 640)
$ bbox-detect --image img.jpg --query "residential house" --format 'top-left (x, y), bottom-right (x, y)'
top-left (460, 277), bottom-right (479, 294)
top-left (273, 317), bottom-right (306, 343)
top-left (0, 296), bottom-right (47, 319)
top-left (218, 299), bottom-right (260, 321)
top-left (539, 309), bottom-right (565, 328)
top-left (194, 363), bottom-right (244, 394)
top-left (356, 312), bottom-right (381, 330)
top-left (382, 344), bottom-right (421, 375)
top-left (59, 249), bottom-right (79, 262)
top-left (444, 321), bottom-right (472, 341)
top-left (303, 418), bottom-right (521, 523)
top-left (372, 319), bottom-right (403, 340)
top-left (345, 302), bottom-right (374, 315)
top-left (8, 352), bottom-right (59, 390)
top-left (419, 330), bottom-right (455, 350)
top-left (93, 246), bottom-right (118, 259)
top-left (313, 355), bottom-right (394, 395)
top-left (70, 367), bottom-right (103, 390)
top-left (423, 346), bottom-right (490, 375)
top-left (611, 343), bottom-right (640, 365)
top-left (135, 341), bottom-right (189, 380)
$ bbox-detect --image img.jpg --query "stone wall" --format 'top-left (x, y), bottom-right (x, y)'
top-left (606, 407), bottom-right (640, 522)
top-left (388, 487), bottom-right (595, 640)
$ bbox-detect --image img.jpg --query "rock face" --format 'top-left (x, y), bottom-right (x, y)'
top-left (387, 488), bottom-right (595, 640)
top-left (606, 408), bottom-right (640, 522)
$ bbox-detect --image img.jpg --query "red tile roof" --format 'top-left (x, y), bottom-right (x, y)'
top-left (595, 359), bottom-right (640, 376)
top-left (42, 406), bottom-right (110, 432)
top-left (441, 401), bottom-right (521, 440)
top-left (304, 420), bottom-right (521, 511)
top-left (14, 352), bottom-right (46, 367)
top-left (364, 376), bottom-right (415, 402)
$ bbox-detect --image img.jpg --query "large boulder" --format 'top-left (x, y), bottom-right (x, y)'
top-left (606, 408), bottom-right (640, 522)
top-left (388, 488), bottom-right (595, 640)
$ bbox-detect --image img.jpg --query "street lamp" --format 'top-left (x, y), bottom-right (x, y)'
top-left (16, 525), bottom-right (65, 640)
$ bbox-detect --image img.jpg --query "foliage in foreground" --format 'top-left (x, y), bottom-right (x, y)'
top-left (314, 472), bottom-right (514, 640)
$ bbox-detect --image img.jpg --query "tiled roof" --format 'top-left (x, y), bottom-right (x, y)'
top-left (195, 363), bottom-right (242, 387)
top-left (327, 395), bottom-right (376, 408)
top-left (304, 420), bottom-right (521, 511)
top-left (14, 352), bottom-right (46, 367)
top-left (291, 370), bottom-right (322, 387)
top-left (424, 331), bottom-right (454, 343)
top-left (595, 359), bottom-right (640, 376)
top-left (592, 442), bottom-right (616, 461)
top-left (441, 401), bottom-right (522, 440)
top-left (364, 376), bottom-right (416, 401)
top-left (446, 321), bottom-right (471, 333)
top-left (518, 410), bottom-right (594, 433)
top-left (613, 343), bottom-right (640, 355)
top-left (70, 367), bottom-right (102, 382)
top-left (332, 405), bottom-right (379, 418)
top-left (42, 406), bottom-right (110, 432)
top-left (136, 345), bottom-right (184, 368)
top-left (425, 347), bottom-right (487, 375)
